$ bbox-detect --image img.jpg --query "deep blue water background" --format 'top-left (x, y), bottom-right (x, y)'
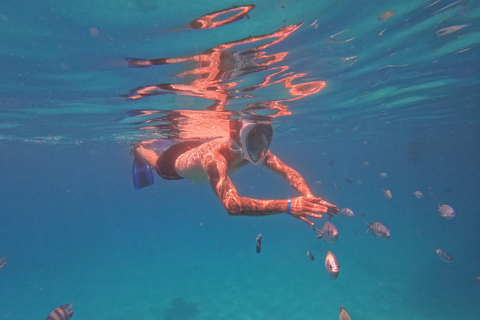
top-left (1, 0), bottom-right (480, 319)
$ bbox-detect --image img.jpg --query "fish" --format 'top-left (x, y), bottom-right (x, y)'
top-left (383, 189), bottom-right (392, 199)
top-left (413, 191), bottom-right (424, 199)
top-left (325, 251), bottom-right (340, 279)
top-left (339, 56), bottom-right (358, 66)
top-left (316, 221), bottom-right (339, 243)
top-left (366, 222), bottom-right (390, 239)
top-left (340, 208), bottom-right (354, 218)
top-left (323, 29), bottom-right (355, 43)
top-left (438, 204), bottom-right (455, 219)
top-left (435, 248), bottom-right (454, 263)
top-left (0, 257), bottom-right (6, 270)
top-left (46, 302), bottom-right (74, 320)
top-left (345, 178), bottom-right (354, 183)
top-left (379, 172), bottom-right (388, 178)
top-left (339, 306), bottom-right (351, 320)
top-left (333, 181), bottom-right (341, 190)
top-left (475, 276), bottom-right (480, 283)
top-left (436, 24), bottom-right (468, 36)
top-left (256, 234), bottom-right (262, 254)
top-left (306, 250), bottom-right (315, 261)
top-left (360, 161), bottom-right (370, 168)
top-left (378, 10), bottom-right (394, 20)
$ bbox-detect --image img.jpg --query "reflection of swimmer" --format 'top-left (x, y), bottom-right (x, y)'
top-left (131, 119), bottom-right (339, 226)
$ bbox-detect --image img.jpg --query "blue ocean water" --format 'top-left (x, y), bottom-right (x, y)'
top-left (1, 0), bottom-right (479, 319)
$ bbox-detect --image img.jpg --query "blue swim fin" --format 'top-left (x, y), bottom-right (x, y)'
top-left (131, 147), bottom-right (154, 189)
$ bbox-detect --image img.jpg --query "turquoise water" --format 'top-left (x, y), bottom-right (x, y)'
top-left (1, 0), bottom-right (479, 319)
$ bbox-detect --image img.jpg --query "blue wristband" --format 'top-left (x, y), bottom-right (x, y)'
top-left (286, 199), bottom-right (292, 215)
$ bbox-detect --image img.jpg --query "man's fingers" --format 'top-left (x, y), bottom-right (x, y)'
top-left (308, 212), bottom-right (324, 219)
top-left (299, 216), bottom-right (314, 226)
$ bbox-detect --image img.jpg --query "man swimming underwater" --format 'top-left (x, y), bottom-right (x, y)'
top-left (131, 120), bottom-right (339, 226)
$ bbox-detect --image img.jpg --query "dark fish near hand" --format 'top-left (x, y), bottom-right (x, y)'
top-left (435, 248), bottom-right (454, 263)
top-left (46, 302), bottom-right (74, 320)
top-left (316, 221), bottom-right (339, 243)
top-left (333, 181), bottom-right (341, 190)
top-left (256, 234), bottom-right (262, 254)
top-left (306, 250), bottom-right (315, 261)
top-left (339, 306), bottom-right (351, 320)
top-left (366, 222), bottom-right (390, 239)
top-left (438, 204), bottom-right (455, 219)
top-left (340, 208), bottom-right (354, 218)
top-left (325, 251), bottom-right (340, 279)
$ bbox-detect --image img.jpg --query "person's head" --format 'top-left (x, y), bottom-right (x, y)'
top-left (228, 120), bottom-right (273, 165)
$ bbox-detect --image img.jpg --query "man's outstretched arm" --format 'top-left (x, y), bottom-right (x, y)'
top-left (263, 151), bottom-right (314, 197)
top-left (204, 152), bottom-right (335, 226)
top-left (263, 151), bottom-right (339, 223)
top-left (204, 152), bottom-right (287, 217)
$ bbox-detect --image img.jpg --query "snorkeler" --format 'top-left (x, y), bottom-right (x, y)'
top-left (131, 120), bottom-right (339, 226)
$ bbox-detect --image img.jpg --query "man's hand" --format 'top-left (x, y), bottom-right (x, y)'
top-left (289, 196), bottom-right (339, 226)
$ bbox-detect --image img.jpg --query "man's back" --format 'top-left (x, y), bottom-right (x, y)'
top-left (175, 138), bottom-right (248, 184)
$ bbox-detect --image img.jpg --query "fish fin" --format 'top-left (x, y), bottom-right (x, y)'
top-left (366, 222), bottom-right (372, 232)
top-left (315, 228), bottom-right (323, 239)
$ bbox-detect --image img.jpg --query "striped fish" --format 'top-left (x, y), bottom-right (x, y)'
top-left (438, 204), bottom-right (455, 219)
top-left (435, 248), bottom-right (454, 263)
top-left (366, 222), bottom-right (390, 239)
top-left (316, 221), bottom-right (339, 243)
top-left (377, 10), bottom-right (394, 21)
top-left (325, 251), bottom-right (340, 280)
top-left (46, 302), bottom-right (74, 320)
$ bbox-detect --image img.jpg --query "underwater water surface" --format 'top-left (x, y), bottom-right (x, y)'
top-left (1, 0), bottom-right (479, 319)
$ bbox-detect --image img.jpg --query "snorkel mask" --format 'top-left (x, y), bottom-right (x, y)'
top-left (229, 121), bottom-right (273, 165)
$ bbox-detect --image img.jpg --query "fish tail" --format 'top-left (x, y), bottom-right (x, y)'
top-left (315, 228), bottom-right (323, 239)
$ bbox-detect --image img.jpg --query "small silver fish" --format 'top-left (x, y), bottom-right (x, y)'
top-left (435, 248), bottom-right (454, 263)
top-left (413, 191), bottom-right (424, 199)
top-left (256, 234), bottom-right (262, 254)
top-left (306, 250), bottom-right (315, 261)
top-left (316, 222), bottom-right (339, 243)
top-left (360, 161), bottom-right (370, 168)
top-left (340, 208), bottom-right (354, 218)
top-left (436, 24), bottom-right (468, 36)
top-left (383, 189), bottom-right (392, 198)
top-left (325, 251), bottom-right (340, 279)
top-left (339, 306), bottom-right (351, 320)
top-left (0, 257), bottom-right (6, 270)
top-left (438, 204), bottom-right (455, 219)
top-left (378, 10), bottom-right (394, 20)
top-left (475, 276), bottom-right (480, 283)
top-left (46, 302), bottom-right (74, 320)
top-left (367, 222), bottom-right (390, 239)
top-left (379, 172), bottom-right (388, 178)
